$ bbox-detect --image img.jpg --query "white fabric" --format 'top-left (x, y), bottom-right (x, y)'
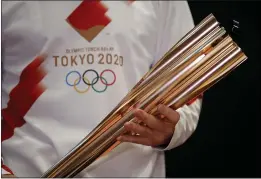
top-left (1, 1), bottom-right (201, 177)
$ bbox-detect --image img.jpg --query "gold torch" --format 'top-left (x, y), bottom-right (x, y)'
top-left (41, 14), bottom-right (247, 178)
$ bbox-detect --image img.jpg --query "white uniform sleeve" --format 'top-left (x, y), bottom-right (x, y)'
top-left (152, 1), bottom-right (202, 150)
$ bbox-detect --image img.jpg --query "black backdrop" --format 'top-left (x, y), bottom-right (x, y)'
top-left (165, 1), bottom-right (260, 178)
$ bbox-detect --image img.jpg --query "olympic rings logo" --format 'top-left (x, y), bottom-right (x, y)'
top-left (65, 69), bottom-right (116, 93)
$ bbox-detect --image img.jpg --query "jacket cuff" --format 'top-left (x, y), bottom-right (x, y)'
top-left (153, 108), bottom-right (186, 151)
top-left (153, 98), bottom-right (202, 151)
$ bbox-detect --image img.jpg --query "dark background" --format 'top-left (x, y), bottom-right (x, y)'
top-left (165, 1), bottom-right (260, 178)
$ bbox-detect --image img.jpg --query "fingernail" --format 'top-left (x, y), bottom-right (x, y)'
top-left (124, 122), bottom-right (131, 127)
top-left (135, 109), bottom-right (143, 117)
top-left (133, 110), bottom-right (139, 116)
top-left (157, 104), bottom-right (163, 111)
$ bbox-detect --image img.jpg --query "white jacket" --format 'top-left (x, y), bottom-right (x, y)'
top-left (1, 1), bottom-right (202, 177)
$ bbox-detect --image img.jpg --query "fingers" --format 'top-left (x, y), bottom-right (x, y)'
top-left (157, 104), bottom-right (180, 124)
top-left (133, 109), bottom-right (164, 130)
top-left (117, 105), bottom-right (180, 147)
top-left (124, 121), bottom-right (152, 136)
top-left (118, 130), bottom-right (171, 147)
